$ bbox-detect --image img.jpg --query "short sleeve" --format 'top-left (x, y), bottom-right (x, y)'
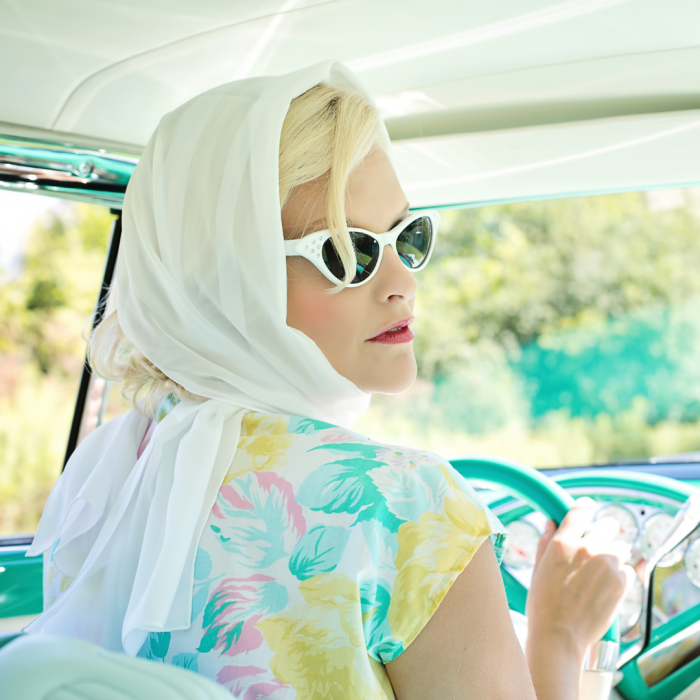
top-left (355, 451), bottom-right (506, 664)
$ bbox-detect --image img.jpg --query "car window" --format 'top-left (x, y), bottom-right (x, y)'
top-left (356, 186), bottom-right (700, 467)
top-left (5, 185), bottom-right (700, 538)
top-left (0, 191), bottom-right (118, 537)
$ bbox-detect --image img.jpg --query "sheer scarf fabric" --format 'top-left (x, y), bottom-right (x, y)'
top-left (26, 61), bottom-right (373, 654)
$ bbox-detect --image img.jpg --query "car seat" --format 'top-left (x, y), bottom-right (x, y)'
top-left (0, 633), bottom-right (232, 700)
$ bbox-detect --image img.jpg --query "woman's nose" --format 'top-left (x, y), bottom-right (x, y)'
top-left (372, 245), bottom-right (418, 302)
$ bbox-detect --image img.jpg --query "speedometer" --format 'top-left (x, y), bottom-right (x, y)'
top-left (640, 512), bottom-right (687, 567)
top-left (594, 504), bottom-right (638, 547)
top-left (503, 520), bottom-right (540, 569)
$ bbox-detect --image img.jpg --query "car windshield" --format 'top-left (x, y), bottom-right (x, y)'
top-left (356, 185), bottom-right (700, 468)
top-left (3, 185), bottom-right (700, 536)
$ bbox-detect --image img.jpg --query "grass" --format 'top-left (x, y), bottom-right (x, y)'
top-left (0, 366), bottom-right (72, 535)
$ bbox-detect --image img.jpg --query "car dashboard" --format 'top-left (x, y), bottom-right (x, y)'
top-left (479, 461), bottom-right (700, 699)
top-left (501, 501), bottom-right (700, 642)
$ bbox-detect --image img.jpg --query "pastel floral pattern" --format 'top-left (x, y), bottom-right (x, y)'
top-left (123, 402), bottom-right (504, 699)
top-left (257, 574), bottom-right (393, 700)
top-left (198, 575), bottom-right (288, 656)
top-left (211, 471), bottom-right (306, 569)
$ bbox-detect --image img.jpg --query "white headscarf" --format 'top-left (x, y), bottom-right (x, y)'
top-left (26, 61), bottom-right (375, 655)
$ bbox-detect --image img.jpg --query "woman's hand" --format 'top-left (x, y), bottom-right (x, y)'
top-left (525, 497), bottom-right (631, 699)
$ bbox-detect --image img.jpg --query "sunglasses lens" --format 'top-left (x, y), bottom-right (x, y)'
top-left (351, 232), bottom-right (380, 283)
top-left (397, 216), bottom-right (433, 269)
top-left (322, 233), bottom-right (380, 284)
top-left (321, 239), bottom-right (345, 280)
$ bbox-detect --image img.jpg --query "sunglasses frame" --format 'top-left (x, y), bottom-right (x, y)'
top-left (284, 210), bottom-right (440, 288)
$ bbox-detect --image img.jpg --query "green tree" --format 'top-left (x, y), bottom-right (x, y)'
top-left (414, 191), bottom-right (700, 379)
top-left (0, 203), bottom-right (112, 375)
top-left (0, 201), bottom-right (112, 534)
top-left (363, 189), bottom-right (700, 461)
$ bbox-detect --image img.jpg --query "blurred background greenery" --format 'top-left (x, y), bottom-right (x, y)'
top-left (0, 202), bottom-right (113, 534)
top-left (2, 187), bottom-right (700, 535)
top-left (357, 188), bottom-right (700, 465)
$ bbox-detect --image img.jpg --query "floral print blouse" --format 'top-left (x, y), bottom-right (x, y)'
top-left (45, 406), bottom-right (505, 699)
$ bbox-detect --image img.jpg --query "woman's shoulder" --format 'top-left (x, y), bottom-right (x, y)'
top-left (243, 410), bottom-right (455, 470)
top-left (242, 410), bottom-right (487, 483)
top-left (213, 412), bottom-right (506, 666)
top-left (245, 410), bottom-right (428, 450)
top-left (240, 412), bottom-right (500, 532)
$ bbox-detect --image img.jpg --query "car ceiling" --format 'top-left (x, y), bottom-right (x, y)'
top-left (3, 0), bottom-right (700, 208)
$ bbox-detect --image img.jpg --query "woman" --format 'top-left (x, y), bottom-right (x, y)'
top-left (27, 62), bottom-right (628, 699)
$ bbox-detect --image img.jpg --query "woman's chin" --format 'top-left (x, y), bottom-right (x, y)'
top-left (357, 358), bottom-right (417, 395)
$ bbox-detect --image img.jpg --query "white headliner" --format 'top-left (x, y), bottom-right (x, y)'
top-left (3, 0), bottom-right (700, 206)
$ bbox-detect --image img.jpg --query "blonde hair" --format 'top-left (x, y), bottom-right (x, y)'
top-left (89, 83), bottom-right (386, 416)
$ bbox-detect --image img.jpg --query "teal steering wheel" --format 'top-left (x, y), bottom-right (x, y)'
top-left (450, 457), bottom-right (619, 646)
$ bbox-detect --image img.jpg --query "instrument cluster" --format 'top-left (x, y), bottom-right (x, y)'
top-left (503, 502), bottom-right (700, 639)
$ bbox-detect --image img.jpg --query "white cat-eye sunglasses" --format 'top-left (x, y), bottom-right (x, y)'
top-left (284, 210), bottom-right (440, 287)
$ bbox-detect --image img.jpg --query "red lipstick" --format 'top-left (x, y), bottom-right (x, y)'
top-left (367, 317), bottom-right (414, 345)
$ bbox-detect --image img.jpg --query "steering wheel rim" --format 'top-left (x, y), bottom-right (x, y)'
top-left (451, 456), bottom-right (575, 524)
top-left (450, 456), bottom-right (619, 646)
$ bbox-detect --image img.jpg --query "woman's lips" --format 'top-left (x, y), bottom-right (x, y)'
top-left (367, 318), bottom-right (415, 345)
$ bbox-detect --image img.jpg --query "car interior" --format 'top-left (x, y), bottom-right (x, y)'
top-left (2, 1), bottom-right (700, 698)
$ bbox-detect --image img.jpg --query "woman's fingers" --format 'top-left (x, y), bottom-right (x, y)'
top-left (585, 516), bottom-right (620, 543)
top-left (526, 499), bottom-right (633, 661)
top-left (534, 519), bottom-right (556, 570)
top-left (554, 497), bottom-right (598, 542)
top-left (582, 517), bottom-right (628, 552)
top-left (608, 540), bottom-right (633, 562)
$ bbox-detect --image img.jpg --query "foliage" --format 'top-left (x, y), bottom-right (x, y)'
top-left (4, 189), bottom-right (700, 534)
top-left (414, 191), bottom-right (700, 376)
top-left (514, 303), bottom-right (700, 423)
top-left (363, 189), bottom-right (700, 461)
top-left (0, 366), bottom-right (74, 534)
top-left (357, 393), bottom-right (700, 469)
top-left (0, 203), bottom-right (112, 375)
top-left (0, 202), bottom-right (113, 534)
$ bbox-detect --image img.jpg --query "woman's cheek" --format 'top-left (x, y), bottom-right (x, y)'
top-left (288, 283), bottom-right (355, 349)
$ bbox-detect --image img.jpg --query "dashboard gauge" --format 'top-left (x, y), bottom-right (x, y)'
top-left (619, 569), bottom-right (644, 635)
top-left (593, 504), bottom-right (639, 546)
top-left (684, 539), bottom-right (700, 588)
top-left (640, 513), bottom-right (687, 567)
top-left (503, 520), bottom-right (541, 569)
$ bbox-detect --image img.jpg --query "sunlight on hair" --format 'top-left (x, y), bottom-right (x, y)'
top-left (89, 83), bottom-right (386, 415)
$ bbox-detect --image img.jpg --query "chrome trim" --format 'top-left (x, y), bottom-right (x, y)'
top-left (0, 134), bottom-right (137, 208)
top-left (637, 619), bottom-right (700, 687)
top-left (620, 495), bottom-right (700, 666)
top-left (0, 544), bottom-right (34, 554)
top-left (585, 640), bottom-right (619, 672)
